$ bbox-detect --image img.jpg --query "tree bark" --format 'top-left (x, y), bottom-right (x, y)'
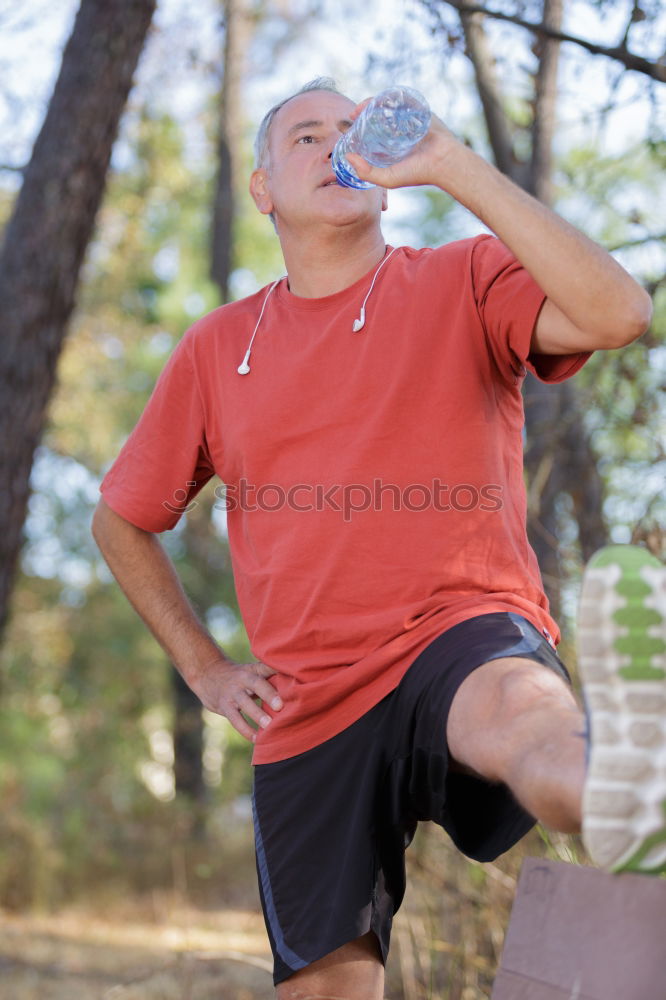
top-left (561, 381), bottom-right (607, 561)
top-left (523, 377), bottom-right (567, 621)
top-left (172, 665), bottom-right (207, 833)
top-left (459, 8), bottom-right (526, 184)
top-left (521, 0), bottom-right (566, 621)
top-left (210, 0), bottom-right (251, 301)
top-left (529, 0), bottom-right (562, 204)
top-left (524, 0), bottom-right (608, 614)
top-left (453, 0), bottom-right (610, 622)
top-left (171, 492), bottom-right (236, 813)
top-left (442, 0), bottom-right (666, 82)
top-left (0, 0), bottom-right (156, 638)
top-left (171, 0), bottom-right (253, 813)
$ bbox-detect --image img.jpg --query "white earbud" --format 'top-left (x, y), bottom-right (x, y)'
top-left (352, 307), bottom-right (366, 332)
top-left (236, 249), bottom-right (399, 373)
top-left (236, 277), bottom-right (283, 375)
top-left (350, 246), bottom-right (399, 335)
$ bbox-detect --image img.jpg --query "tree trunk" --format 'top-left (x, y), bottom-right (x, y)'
top-left (0, 0), bottom-right (156, 639)
top-left (561, 381), bottom-right (607, 562)
top-left (458, 0), bottom-right (608, 622)
top-left (522, 0), bottom-right (608, 616)
top-left (170, 0), bottom-right (253, 813)
top-left (172, 666), bottom-right (207, 835)
top-left (528, 0), bottom-right (563, 205)
top-left (523, 377), bottom-right (567, 621)
top-left (210, 0), bottom-right (251, 301)
top-left (170, 493), bottom-right (236, 814)
top-left (521, 0), bottom-right (567, 622)
top-left (459, 7), bottom-right (527, 185)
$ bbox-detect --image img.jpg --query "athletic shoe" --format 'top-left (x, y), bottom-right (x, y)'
top-left (577, 544), bottom-right (666, 873)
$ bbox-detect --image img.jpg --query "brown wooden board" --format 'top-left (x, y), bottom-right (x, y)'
top-left (491, 857), bottom-right (666, 1000)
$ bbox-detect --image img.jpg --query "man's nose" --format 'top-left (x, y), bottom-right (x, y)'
top-left (325, 131), bottom-right (341, 159)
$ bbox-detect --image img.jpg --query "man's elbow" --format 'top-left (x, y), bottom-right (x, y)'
top-left (91, 498), bottom-right (136, 549)
top-left (608, 287), bottom-right (653, 348)
top-left (91, 499), bottom-right (112, 550)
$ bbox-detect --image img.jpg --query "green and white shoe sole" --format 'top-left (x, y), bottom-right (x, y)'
top-left (578, 545), bottom-right (666, 874)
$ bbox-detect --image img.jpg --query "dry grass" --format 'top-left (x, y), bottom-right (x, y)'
top-left (0, 897), bottom-right (274, 999)
top-left (0, 820), bottom-right (585, 999)
top-left (384, 823), bottom-right (586, 1000)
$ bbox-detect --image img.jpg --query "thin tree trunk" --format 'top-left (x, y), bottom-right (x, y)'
top-left (0, 0), bottom-right (156, 638)
top-left (172, 666), bottom-right (207, 834)
top-left (561, 381), bottom-right (607, 561)
top-left (459, 7), bottom-right (526, 184)
top-left (455, 0), bottom-right (608, 622)
top-left (170, 492), bottom-right (237, 815)
top-left (170, 0), bottom-right (252, 813)
top-left (521, 0), bottom-right (567, 621)
top-left (210, 0), bottom-right (251, 301)
top-left (529, 0), bottom-right (562, 203)
top-left (523, 378), bottom-right (567, 621)
top-left (523, 0), bottom-right (608, 615)
top-left (460, 3), bottom-right (565, 618)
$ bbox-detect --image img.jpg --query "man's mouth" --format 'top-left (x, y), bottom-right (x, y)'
top-left (320, 177), bottom-right (340, 187)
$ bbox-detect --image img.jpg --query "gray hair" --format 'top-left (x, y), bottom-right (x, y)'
top-left (253, 77), bottom-right (349, 171)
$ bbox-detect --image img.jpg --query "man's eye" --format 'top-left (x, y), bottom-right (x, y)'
top-left (297, 135), bottom-right (316, 144)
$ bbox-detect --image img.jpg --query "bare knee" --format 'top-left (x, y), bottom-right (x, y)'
top-left (448, 659), bottom-right (578, 781)
top-left (276, 930), bottom-right (383, 1000)
top-left (493, 663), bottom-right (576, 720)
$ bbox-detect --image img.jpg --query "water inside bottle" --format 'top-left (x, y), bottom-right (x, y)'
top-left (332, 86), bottom-right (430, 188)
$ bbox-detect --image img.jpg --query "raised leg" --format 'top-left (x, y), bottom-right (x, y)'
top-left (446, 655), bottom-right (586, 833)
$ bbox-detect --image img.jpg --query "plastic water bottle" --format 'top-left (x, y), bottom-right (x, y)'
top-left (331, 86), bottom-right (431, 190)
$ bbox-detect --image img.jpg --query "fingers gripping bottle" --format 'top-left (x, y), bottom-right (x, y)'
top-left (331, 86), bottom-right (431, 190)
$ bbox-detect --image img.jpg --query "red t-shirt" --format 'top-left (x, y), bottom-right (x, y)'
top-left (100, 236), bottom-right (590, 764)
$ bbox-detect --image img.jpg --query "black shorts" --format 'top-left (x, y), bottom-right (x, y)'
top-left (252, 611), bottom-right (571, 986)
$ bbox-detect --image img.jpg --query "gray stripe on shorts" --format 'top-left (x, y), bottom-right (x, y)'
top-left (499, 612), bottom-right (544, 656)
top-left (252, 783), bottom-right (308, 972)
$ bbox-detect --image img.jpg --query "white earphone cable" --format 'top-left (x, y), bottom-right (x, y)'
top-left (237, 277), bottom-right (284, 375)
top-left (237, 247), bottom-right (401, 374)
top-left (352, 246), bottom-right (400, 332)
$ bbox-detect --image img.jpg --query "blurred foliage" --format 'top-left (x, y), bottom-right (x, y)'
top-left (0, 5), bottom-right (663, 971)
top-left (555, 137), bottom-right (666, 557)
top-left (0, 69), bottom-right (283, 910)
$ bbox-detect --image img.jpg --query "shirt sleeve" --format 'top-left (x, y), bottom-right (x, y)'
top-left (100, 332), bottom-right (215, 532)
top-left (470, 234), bottom-right (592, 384)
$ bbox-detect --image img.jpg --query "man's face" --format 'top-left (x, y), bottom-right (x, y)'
top-left (250, 89), bottom-right (388, 232)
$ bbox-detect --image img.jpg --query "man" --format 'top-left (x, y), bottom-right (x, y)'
top-left (93, 78), bottom-right (665, 999)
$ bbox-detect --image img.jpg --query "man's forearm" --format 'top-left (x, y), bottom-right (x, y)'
top-left (349, 110), bottom-right (651, 347)
top-left (431, 142), bottom-right (652, 343)
top-left (92, 500), bottom-right (227, 680)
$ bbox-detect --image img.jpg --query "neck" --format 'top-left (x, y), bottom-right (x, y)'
top-left (278, 223), bottom-right (387, 299)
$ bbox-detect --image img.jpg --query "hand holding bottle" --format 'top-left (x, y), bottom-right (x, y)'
top-left (332, 86), bottom-right (431, 188)
top-left (340, 94), bottom-right (471, 193)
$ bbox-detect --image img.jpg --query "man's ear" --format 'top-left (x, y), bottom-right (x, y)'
top-left (250, 168), bottom-right (274, 216)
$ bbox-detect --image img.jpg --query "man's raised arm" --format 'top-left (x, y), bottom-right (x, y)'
top-left (346, 103), bottom-right (653, 356)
